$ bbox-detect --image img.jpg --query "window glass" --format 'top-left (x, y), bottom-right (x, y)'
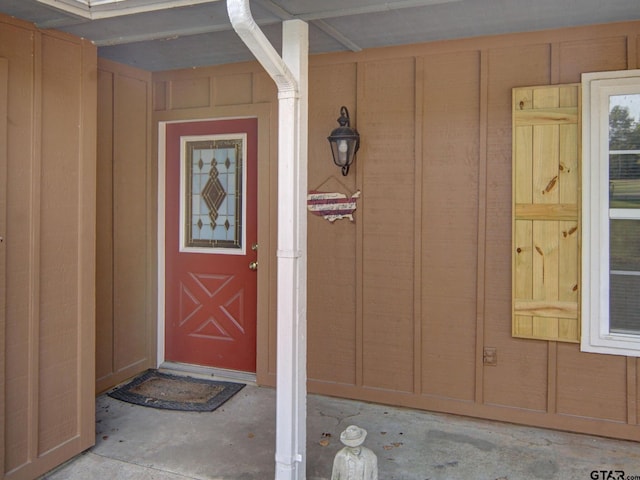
top-left (609, 219), bottom-right (640, 271)
top-left (609, 219), bottom-right (640, 334)
top-left (608, 95), bottom-right (640, 336)
top-left (609, 94), bottom-right (640, 209)
top-left (582, 69), bottom-right (640, 356)
top-left (610, 274), bottom-right (640, 334)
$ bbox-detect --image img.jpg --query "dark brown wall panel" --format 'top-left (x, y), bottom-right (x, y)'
top-left (360, 58), bottom-right (416, 392)
top-left (483, 44), bottom-right (552, 411)
top-left (170, 76), bottom-right (210, 109)
top-left (253, 71), bottom-right (278, 104)
top-left (556, 344), bottom-right (627, 422)
top-left (2, 14), bottom-right (97, 478)
top-left (214, 73), bottom-right (253, 106)
top-left (153, 80), bottom-right (167, 111)
top-left (113, 73), bottom-right (151, 372)
top-left (96, 59), bottom-right (153, 394)
top-left (307, 63), bottom-right (358, 385)
top-left (0, 21), bottom-right (36, 472)
top-left (420, 50), bottom-right (480, 401)
top-left (38, 33), bottom-right (82, 454)
top-left (0, 55), bottom-right (7, 478)
top-left (96, 69), bottom-right (115, 384)
top-left (559, 36), bottom-right (629, 83)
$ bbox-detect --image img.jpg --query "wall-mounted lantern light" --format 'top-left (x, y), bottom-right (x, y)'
top-left (327, 106), bottom-right (360, 176)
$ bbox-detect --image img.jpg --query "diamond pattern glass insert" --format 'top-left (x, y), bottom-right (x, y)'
top-left (202, 167), bottom-right (226, 223)
top-left (184, 138), bottom-right (244, 249)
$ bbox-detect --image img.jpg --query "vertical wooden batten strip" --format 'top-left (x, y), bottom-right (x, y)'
top-left (0, 56), bottom-right (8, 478)
top-left (413, 56), bottom-right (424, 395)
top-left (475, 49), bottom-right (489, 404)
top-left (144, 69), bottom-right (156, 384)
top-left (96, 66), bottom-right (114, 387)
top-left (627, 357), bottom-right (637, 425)
top-left (168, 80), bottom-right (175, 111)
top-left (28, 30), bottom-right (43, 464)
top-left (113, 71), bottom-right (124, 375)
top-left (259, 101), bottom-right (277, 384)
top-left (547, 342), bottom-right (558, 414)
top-left (550, 43), bottom-right (561, 85)
top-left (628, 34), bottom-right (638, 70)
top-left (637, 357), bottom-right (640, 424)
top-left (355, 61), bottom-right (364, 388)
top-left (78, 38), bottom-right (97, 446)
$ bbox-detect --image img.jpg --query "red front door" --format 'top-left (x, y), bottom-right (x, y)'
top-left (165, 118), bottom-right (257, 372)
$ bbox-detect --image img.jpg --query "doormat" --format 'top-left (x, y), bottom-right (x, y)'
top-left (107, 369), bottom-right (245, 412)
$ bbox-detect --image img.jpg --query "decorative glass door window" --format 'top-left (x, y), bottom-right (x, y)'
top-left (180, 134), bottom-right (246, 254)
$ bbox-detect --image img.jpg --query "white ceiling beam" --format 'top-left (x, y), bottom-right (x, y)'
top-left (311, 19), bottom-right (362, 52)
top-left (251, 0), bottom-right (293, 20)
top-left (36, 0), bottom-right (220, 20)
top-left (48, 0), bottom-right (464, 48)
top-left (92, 22), bottom-right (232, 46)
top-left (253, 0), bottom-right (362, 52)
top-left (295, 0), bottom-right (463, 21)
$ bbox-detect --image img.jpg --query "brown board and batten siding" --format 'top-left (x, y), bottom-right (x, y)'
top-left (421, 51), bottom-right (480, 402)
top-left (147, 21), bottom-right (640, 441)
top-left (306, 21), bottom-right (640, 441)
top-left (360, 58), bottom-right (417, 393)
top-left (95, 59), bottom-right (155, 394)
top-left (308, 62), bottom-right (359, 386)
top-left (0, 14), bottom-right (96, 480)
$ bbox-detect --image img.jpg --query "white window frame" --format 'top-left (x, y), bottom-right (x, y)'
top-left (179, 133), bottom-right (247, 256)
top-left (582, 69), bottom-right (640, 356)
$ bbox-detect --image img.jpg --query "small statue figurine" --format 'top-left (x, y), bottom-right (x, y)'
top-left (331, 425), bottom-right (378, 480)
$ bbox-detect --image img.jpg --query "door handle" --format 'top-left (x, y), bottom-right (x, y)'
top-left (249, 261), bottom-right (258, 271)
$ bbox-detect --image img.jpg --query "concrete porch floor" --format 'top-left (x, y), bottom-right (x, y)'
top-left (41, 372), bottom-right (640, 480)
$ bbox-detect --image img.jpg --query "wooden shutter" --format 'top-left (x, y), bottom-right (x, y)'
top-left (512, 84), bottom-right (581, 342)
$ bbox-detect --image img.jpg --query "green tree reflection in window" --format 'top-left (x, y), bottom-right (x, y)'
top-left (609, 99), bottom-right (640, 208)
top-left (608, 95), bottom-right (640, 334)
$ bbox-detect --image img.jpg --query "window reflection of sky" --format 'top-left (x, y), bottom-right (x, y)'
top-left (609, 94), bottom-right (640, 210)
top-left (611, 94), bottom-right (640, 122)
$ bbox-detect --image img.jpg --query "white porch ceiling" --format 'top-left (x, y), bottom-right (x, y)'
top-left (1, 0), bottom-right (639, 71)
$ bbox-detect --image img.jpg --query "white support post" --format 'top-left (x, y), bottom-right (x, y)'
top-left (275, 20), bottom-right (308, 480)
top-left (226, 3), bottom-right (308, 479)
